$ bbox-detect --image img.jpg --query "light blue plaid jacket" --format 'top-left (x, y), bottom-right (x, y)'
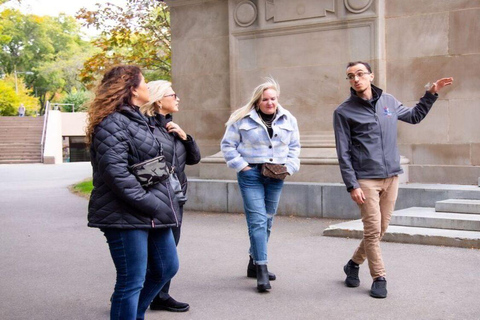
top-left (221, 105), bottom-right (301, 174)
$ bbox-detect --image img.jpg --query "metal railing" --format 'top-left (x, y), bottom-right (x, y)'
top-left (40, 101), bottom-right (50, 163)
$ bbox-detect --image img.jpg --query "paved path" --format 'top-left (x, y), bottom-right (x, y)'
top-left (1, 163), bottom-right (479, 320)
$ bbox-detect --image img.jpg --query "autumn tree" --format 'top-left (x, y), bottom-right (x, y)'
top-left (0, 9), bottom-right (94, 113)
top-left (76, 0), bottom-right (171, 86)
top-left (0, 75), bottom-right (39, 116)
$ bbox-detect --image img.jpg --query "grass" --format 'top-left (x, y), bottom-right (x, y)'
top-left (70, 179), bottom-right (93, 199)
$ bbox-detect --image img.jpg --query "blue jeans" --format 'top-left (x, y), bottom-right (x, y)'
top-left (237, 166), bottom-right (284, 265)
top-left (157, 207), bottom-right (183, 300)
top-left (102, 228), bottom-right (179, 320)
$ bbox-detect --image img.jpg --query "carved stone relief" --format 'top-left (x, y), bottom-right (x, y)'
top-left (265, 0), bottom-right (335, 23)
top-left (234, 1), bottom-right (258, 27)
top-left (344, 0), bottom-right (373, 14)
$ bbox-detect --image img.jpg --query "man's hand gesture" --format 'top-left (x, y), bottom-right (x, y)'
top-left (428, 77), bottom-right (454, 94)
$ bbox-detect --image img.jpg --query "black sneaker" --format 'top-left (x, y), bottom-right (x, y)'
top-left (343, 259), bottom-right (360, 287)
top-left (370, 277), bottom-right (387, 298)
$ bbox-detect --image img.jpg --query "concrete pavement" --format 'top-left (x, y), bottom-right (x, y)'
top-left (1, 163), bottom-right (479, 320)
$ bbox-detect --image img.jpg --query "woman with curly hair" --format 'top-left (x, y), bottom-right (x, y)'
top-left (86, 65), bottom-right (181, 319)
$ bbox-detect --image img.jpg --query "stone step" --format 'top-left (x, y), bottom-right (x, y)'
top-left (0, 117), bottom-right (43, 123)
top-left (0, 152), bottom-right (41, 158)
top-left (0, 129), bottom-right (43, 134)
top-left (436, 199), bottom-right (480, 214)
top-left (323, 219), bottom-right (480, 249)
top-left (390, 207), bottom-right (480, 231)
top-left (0, 139), bottom-right (42, 144)
top-left (0, 158), bottom-right (42, 164)
top-left (0, 152), bottom-right (41, 159)
top-left (0, 135), bottom-right (42, 139)
top-left (0, 143), bottom-right (40, 149)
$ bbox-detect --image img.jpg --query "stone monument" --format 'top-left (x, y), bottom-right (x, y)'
top-left (166, 0), bottom-right (480, 185)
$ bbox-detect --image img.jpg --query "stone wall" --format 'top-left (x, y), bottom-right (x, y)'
top-left (166, 0), bottom-right (480, 185)
top-left (386, 1), bottom-right (480, 184)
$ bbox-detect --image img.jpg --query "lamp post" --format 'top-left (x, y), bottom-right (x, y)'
top-left (14, 66), bottom-right (34, 94)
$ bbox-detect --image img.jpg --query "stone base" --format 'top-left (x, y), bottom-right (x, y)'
top-left (184, 179), bottom-right (480, 219)
top-left (43, 156), bottom-right (56, 164)
top-left (409, 165), bottom-right (480, 185)
top-left (199, 150), bottom-right (410, 184)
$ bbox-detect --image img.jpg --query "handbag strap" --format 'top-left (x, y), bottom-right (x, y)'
top-left (172, 138), bottom-right (178, 169)
top-left (118, 106), bottom-right (165, 159)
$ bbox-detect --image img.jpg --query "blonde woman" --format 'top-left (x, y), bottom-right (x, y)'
top-left (140, 80), bottom-right (201, 312)
top-left (221, 78), bottom-right (300, 292)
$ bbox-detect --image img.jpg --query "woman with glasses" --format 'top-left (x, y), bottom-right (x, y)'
top-left (140, 80), bottom-right (201, 312)
top-left (221, 78), bottom-right (300, 292)
top-left (86, 66), bottom-right (181, 319)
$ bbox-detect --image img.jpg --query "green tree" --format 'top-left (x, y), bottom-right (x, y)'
top-left (76, 0), bottom-right (171, 86)
top-left (0, 9), bottom-right (94, 113)
top-left (61, 90), bottom-right (92, 112)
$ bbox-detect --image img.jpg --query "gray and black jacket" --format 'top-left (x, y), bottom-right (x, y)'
top-left (333, 85), bottom-right (438, 192)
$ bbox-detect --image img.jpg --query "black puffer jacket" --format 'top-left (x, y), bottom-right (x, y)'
top-left (88, 105), bottom-right (181, 229)
top-left (148, 114), bottom-right (201, 203)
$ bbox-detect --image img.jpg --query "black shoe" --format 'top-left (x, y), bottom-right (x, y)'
top-left (256, 265), bottom-right (271, 292)
top-left (247, 256), bottom-right (276, 280)
top-left (343, 259), bottom-right (360, 287)
top-left (150, 296), bottom-right (190, 312)
top-left (370, 277), bottom-right (387, 298)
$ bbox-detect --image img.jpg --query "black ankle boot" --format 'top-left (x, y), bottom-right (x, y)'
top-left (247, 256), bottom-right (276, 280)
top-left (150, 295), bottom-right (190, 312)
top-left (256, 264), bottom-right (271, 292)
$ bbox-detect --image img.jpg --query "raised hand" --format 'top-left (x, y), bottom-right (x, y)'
top-left (166, 121), bottom-right (187, 140)
top-left (428, 77), bottom-right (454, 94)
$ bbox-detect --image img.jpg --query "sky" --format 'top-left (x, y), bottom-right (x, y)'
top-left (3, 0), bottom-right (127, 37)
top-left (5, 0), bottom-right (125, 17)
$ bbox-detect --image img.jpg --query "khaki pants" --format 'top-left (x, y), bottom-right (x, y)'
top-left (351, 176), bottom-right (399, 279)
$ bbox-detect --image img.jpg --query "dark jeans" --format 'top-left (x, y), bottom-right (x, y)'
top-left (156, 207), bottom-right (182, 300)
top-left (156, 226), bottom-right (181, 299)
top-left (102, 227), bottom-right (178, 320)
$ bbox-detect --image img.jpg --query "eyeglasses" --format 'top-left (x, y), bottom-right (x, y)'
top-left (164, 93), bottom-right (178, 99)
top-left (346, 71), bottom-right (371, 80)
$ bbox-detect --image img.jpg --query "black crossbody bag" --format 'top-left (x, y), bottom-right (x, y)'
top-left (129, 153), bottom-right (170, 187)
top-left (126, 108), bottom-right (172, 187)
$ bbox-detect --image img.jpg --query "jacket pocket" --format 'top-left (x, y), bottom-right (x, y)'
top-left (239, 122), bottom-right (262, 143)
top-left (277, 122), bottom-right (294, 144)
top-left (351, 144), bottom-right (363, 171)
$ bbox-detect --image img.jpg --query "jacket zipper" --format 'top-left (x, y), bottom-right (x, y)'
top-left (166, 180), bottom-right (180, 227)
top-left (373, 105), bottom-right (388, 177)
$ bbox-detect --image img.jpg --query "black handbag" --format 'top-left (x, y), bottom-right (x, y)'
top-left (130, 155), bottom-right (170, 187)
top-left (169, 141), bottom-right (188, 204)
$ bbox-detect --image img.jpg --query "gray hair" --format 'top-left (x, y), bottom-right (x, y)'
top-left (140, 80), bottom-right (172, 116)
